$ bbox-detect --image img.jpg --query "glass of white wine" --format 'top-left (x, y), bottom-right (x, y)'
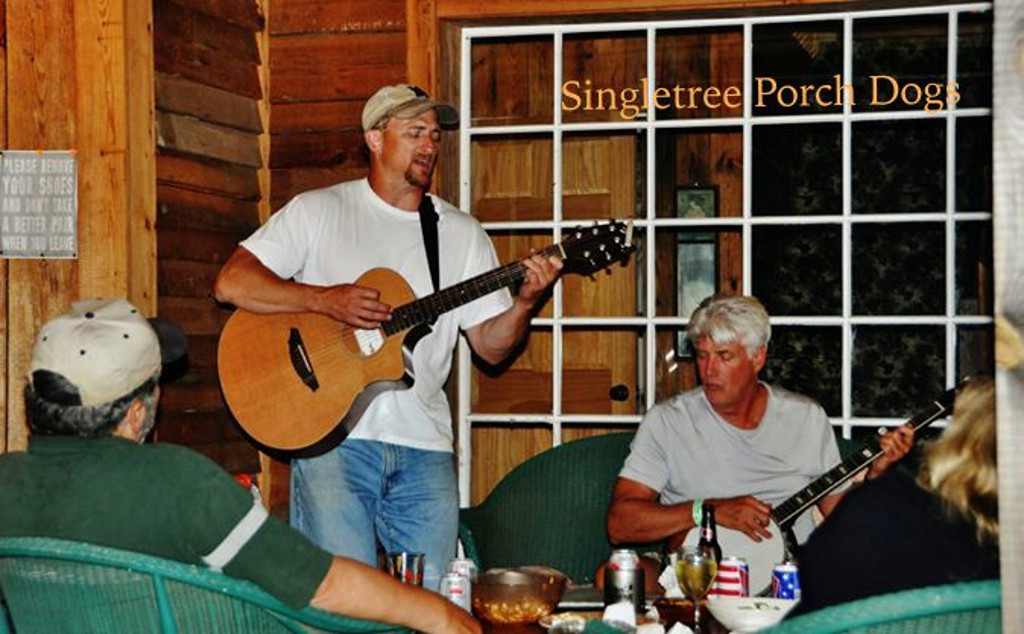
top-left (676, 546), bottom-right (718, 634)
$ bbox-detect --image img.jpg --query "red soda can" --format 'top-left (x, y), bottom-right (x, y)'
top-left (710, 557), bottom-right (749, 597)
top-left (771, 562), bottom-right (801, 600)
top-left (440, 572), bottom-right (472, 612)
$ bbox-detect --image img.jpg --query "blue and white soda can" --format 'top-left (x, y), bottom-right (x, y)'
top-left (771, 562), bottom-right (801, 600)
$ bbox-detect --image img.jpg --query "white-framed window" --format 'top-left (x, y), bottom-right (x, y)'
top-left (455, 3), bottom-right (993, 505)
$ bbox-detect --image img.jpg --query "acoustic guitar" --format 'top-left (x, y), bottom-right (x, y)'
top-left (680, 385), bottom-right (958, 595)
top-left (218, 221), bottom-right (634, 455)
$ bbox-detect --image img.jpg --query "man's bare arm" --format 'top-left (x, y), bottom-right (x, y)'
top-left (213, 247), bottom-right (392, 329)
top-left (310, 557), bottom-right (480, 634)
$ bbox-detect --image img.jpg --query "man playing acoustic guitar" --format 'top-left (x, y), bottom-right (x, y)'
top-left (606, 295), bottom-right (914, 586)
top-left (214, 85), bottom-right (562, 591)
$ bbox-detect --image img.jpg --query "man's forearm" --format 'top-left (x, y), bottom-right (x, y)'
top-left (214, 248), bottom-right (316, 314)
top-left (607, 499), bottom-right (696, 545)
top-left (470, 301), bottom-right (534, 365)
top-left (310, 558), bottom-right (469, 634)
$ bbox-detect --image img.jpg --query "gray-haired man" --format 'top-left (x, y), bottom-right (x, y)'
top-left (607, 294), bottom-right (914, 552)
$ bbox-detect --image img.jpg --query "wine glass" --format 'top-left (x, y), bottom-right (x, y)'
top-left (676, 545), bottom-right (718, 633)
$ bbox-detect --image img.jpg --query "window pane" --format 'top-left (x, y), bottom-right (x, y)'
top-left (956, 117), bottom-right (993, 211)
top-left (655, 128), bottom-right (742, 218)
top-left (958, 325), bottom-right (994, 382)
top-left (956, 221), bottom-right (994, 316)
top-left (753, 225), bottom-right (841, 316)
top-left (753, 21), bottom-right (845, 117)
top-left (656, 326), bottom-right (698, 402)
top-left (655, 227), bottom-right (742, 318)
top-left (852, 16), bottom-right (948, 114)
top-left (852, 326), bottom-right (944, 417)
top-left (472, 327), bottom-right (552, 414)
top-left (562, 223), bottom-right (641, 318)
top-left (655, 26), bottom-right (743, 120)
top-left (852, 222), bottom-right (945, 316)
top-left (471, 36), bottom-right (553, 127)
top-left (471, 134), bottom-right (552, 222)
top-left (957, 10), bottom-right (993, 109)
top-left (563, 131), bottom-right (645, 221)
top-left (563, 32), bottom-right (646, 124)
top-left (752, 123), bottom-right (841, 216)
top-left (765, 326), bottom-right (842, 416)
top-left (563, 328), bottom-right (644, 415)
top-left (852, 120), bottom-right (945, 214)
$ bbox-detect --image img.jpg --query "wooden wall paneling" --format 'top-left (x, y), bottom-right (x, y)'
top-left (158, 296), bottom-right (229, 337)
top-left (163, 0), bottom-right (264, 31)
top-left (157, 185), bottom-right (261, 233)
top-left (157, 153), bottom-right (261, 200)
top-left (471, 424), bottom-right (552, 504)
top-left (270, 101), bottom-right (363, 133)
top-left (269, 32), bottom-right (405, 103)
top-left (158, 226), bottom-right (249, 263)
top-left (6, 0), bottom-right (79, 453)
top-left (126, 0), bottom-right (157, 314)
top-left (271, 0), bottom-right (405, 35)
top-left (156, 112), bottom-right (263, 167)
top-left (270, 129), bottom-right (367, 168)
top-left (153, 3), bottom-right (262, 99)
top-left (156, 73), bottom-right (262, 132)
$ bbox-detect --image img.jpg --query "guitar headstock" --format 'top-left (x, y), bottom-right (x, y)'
top-left (559, 221), bottom-right (635, 275)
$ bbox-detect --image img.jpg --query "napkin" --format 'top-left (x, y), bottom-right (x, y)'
top-left (602, 600), bottom-right (637, 627)
top-left (658, 562), bottom-right (684, 599)
top-left (666, 623), bottom-right (694, 634)
top-left (636, 624), bottom-right (667, 634)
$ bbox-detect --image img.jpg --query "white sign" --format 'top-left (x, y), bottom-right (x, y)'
top-left (0, 151), bottom-right (78, 258)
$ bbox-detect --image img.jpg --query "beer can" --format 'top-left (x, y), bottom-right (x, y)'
top-left (447, 557), bottom-right (478, 582)
top-left (603, 549), bottom-right (644, 613)
top-left (770, 562), bottom-right (801, 600)
top-left (440, 572), bottom-right (472, 612)
top-left (710, 556), bottom-right (749, 597)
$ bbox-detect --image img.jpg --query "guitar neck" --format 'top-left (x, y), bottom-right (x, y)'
top-left (381, 243), bottom-right (565, 336)
top-left (770, 388), bottom-right (957, 529)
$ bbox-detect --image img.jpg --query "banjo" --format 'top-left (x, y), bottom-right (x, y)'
top-left (681, 386), bottom-right (957, 595)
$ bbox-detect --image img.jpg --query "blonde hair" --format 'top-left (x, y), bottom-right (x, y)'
top-left (917, 378), bottom-right (998, 544)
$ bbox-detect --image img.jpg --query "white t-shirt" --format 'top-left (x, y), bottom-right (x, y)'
top-left (240, 178), bottom-right (512, 452)
top-left (619, 384), bottom-right (842, 543)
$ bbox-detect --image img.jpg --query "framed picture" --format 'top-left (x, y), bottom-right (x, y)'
top-left (676, 185), bottom-right (718, 220)
top-left (675, 186), bottom-right (718, 358)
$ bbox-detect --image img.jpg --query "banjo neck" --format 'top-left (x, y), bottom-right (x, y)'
top-left (770, 385), bottom-right (958, 530)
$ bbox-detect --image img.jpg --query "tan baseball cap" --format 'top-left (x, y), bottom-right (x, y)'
top-left (361, 84), bottom-right (459, 131)
top-left (29, 298), bottom-right (187, 406)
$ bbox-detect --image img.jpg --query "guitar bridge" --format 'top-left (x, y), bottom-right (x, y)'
top-left (288, 328), bottom-right (320, 392)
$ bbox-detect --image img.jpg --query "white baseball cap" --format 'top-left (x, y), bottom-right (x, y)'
top-left (29, 298), bottom-right (186, 406)
top-left (361, 84), bottom-right (459, 131)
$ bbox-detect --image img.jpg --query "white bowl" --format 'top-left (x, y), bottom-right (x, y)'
top-left (705, 596), bottom-right (798, 633)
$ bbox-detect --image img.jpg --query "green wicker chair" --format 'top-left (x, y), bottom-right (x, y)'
top-left (761, 579), bottom-right (1001, 634)
top-left (459, 432), bottom-right (663, 584)
top-left (0, 537), bottom-right (410, 634)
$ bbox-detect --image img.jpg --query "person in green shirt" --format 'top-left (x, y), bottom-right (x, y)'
top-left (0, 298), bottom-right (478, 634)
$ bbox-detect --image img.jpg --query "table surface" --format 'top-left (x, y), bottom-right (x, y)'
top-left (480, 595), bottom-right (729, 633)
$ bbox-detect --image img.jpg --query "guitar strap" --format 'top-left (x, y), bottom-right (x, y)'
top-left (418, 194), bottom-right (440, 323)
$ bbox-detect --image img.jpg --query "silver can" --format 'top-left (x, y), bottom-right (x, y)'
top-left (447, 557), bottom-right (478, 582)
top-left (603, 549), bottom-right (644, 613)
top-left (440, 572), bottom-right (472, 612)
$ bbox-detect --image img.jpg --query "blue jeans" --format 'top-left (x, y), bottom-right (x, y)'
top-left (290, 439), bottom-right (458, 591)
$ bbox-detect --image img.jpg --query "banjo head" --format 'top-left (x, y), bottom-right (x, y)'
top-left (680, 523), bottom-right (786, 596)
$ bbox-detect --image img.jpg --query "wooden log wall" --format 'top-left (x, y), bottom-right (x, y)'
top-left (1, 0), bottom-right (155, 452)
top-left (267, 0), bottom-right (406, 210)
top-left (151, 0), bottom-right (265, 474)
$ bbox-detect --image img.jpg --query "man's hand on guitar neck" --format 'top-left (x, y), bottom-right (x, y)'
top-left (866, 424), bottom-right (915, 480)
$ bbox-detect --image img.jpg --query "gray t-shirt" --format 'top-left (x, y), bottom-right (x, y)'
top-left (619, 383), bottom-right (842, 543)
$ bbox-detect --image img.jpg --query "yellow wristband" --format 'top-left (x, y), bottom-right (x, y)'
top-left (692, 498), bottom-right (703, 526)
